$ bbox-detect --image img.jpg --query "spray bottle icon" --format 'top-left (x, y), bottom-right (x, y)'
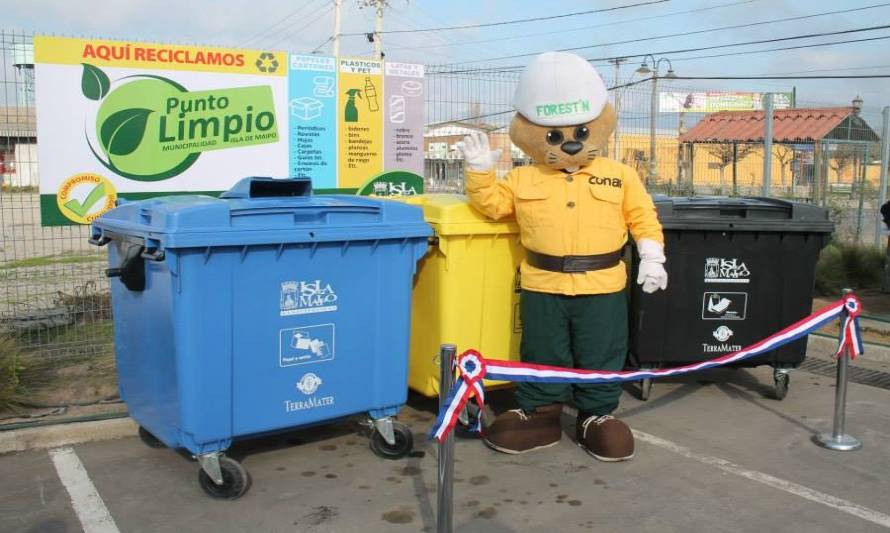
top-left (344, 88), bottom-right (362, 122)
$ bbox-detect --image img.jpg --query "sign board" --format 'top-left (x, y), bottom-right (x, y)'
top-left (659, 91), bottom-right (793, 113)
top-left (34, 36), bottom-right (424, 225)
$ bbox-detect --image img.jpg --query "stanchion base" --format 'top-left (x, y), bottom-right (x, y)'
top-left (813, 433), bottom-right (863, 451)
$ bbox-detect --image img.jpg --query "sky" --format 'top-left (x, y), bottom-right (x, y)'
top-left (4, 0), bottom-right (890, 118)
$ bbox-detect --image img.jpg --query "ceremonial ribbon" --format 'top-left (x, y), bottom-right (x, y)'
top-left (430, 295), bottom-right (863, 442)
top-left (835, 295), bottom-right (864, 360)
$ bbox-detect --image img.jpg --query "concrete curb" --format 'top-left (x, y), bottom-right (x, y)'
top-left (0, 417), bottom-right (137, 455)
top-left (808, 334), bottom-right (890, 364)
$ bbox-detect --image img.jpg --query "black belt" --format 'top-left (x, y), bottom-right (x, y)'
top-left (526, 249), bottom-right (622, 273)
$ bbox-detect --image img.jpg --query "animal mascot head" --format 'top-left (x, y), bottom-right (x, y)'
top-left (459, 52), bottom-right (667, 460)
top-left (509, 51), bottom-right (616, 171)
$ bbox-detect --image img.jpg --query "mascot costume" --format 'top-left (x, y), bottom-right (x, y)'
top-left (457, 51), bottom-right (667, 461)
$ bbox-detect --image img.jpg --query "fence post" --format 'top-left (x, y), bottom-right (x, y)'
top-left (876, 106), bottom-right (889, 249)
top-left (437, 344), bottom-right (456, 533)
top-left (814, 289), bottom-right (862, 452)
top-left (762, 93), bottom-right (774, 197)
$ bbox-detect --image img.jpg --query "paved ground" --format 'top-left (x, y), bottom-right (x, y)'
top-left (2, 348), bottom-right (890, 533)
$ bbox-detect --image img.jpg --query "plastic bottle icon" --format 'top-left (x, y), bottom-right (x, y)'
top-left (344, 88), bottom-right (362, 122)
top-left (364, 77), bottom-right (379, 112)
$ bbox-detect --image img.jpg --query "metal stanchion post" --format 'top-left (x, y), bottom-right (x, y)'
top-left (814, 289), bottom-right (863, 451)
top-left (437, 344), bottom-right (456, 533)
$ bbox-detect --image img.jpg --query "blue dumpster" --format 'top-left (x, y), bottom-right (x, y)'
top-left (90, 177), bottom-right (431, 499)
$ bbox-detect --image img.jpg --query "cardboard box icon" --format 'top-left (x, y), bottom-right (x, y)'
top-left (290, 97), bottom-right (323, 120)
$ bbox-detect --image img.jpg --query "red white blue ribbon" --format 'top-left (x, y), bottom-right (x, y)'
top-left (835, 295), bottom-right (864, 359)
top-left (430, 295), bottom-right (863, 442)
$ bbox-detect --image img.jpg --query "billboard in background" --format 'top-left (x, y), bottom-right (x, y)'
top-left (659, 91), bottom-right (794, 113)
top-left (34, 36), bottom-right (425, 225)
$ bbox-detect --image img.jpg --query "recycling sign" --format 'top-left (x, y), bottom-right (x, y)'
top-left (34, 36), bottom-right (425, 226)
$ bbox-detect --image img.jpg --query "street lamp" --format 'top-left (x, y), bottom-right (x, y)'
top-left (637, 55), bottom-right (677, 185)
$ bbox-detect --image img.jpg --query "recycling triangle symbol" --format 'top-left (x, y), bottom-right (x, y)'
top-left (256, 52), bottom-right (279, 73)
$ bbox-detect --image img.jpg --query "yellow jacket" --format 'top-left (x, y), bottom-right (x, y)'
top-left (466, 158), bottom-right (663, 295)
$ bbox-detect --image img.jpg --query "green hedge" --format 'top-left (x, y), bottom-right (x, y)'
top-left (815, 242), bottom-right (886, 296)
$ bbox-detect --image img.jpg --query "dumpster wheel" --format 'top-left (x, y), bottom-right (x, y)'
top-left (639, 378), bottom-right (653, 401)
top-left (198, 457), bottom-right (251, 500)
top-left (773, 369), bottom-right (790, 401)
top-left (370, 421), bottom-right (413, 460)
top-left (138, 426), bottom-right (165, 449)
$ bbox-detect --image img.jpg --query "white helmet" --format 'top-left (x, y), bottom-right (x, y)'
top-left (513, 51), bottom-right (608, 127)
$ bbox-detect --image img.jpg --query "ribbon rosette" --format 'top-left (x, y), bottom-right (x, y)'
top-left (836, 295), bottom-right (864, 359)
top-left (429, 350), bottom-right (488, 442)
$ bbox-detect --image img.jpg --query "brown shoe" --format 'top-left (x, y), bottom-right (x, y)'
top-left (576, 415), bottom-right (634, 462)
top-left (483, 404), bottom-right (563, 454)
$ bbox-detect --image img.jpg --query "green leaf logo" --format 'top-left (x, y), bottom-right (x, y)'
top-left (81, 64), bottom-right (110, 101)
top-left (100, 108), bottom-right (152, 156)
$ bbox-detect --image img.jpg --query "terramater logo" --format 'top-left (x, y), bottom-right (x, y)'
top-left (81, 63), bottom-right (279, 181)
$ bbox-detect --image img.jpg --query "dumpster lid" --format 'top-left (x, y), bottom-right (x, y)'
top-left (414, 194), bottom-right (518, 236)
top-left (91, 177), bottom-right (432, 249)
top-left (652, 196), bottom-right (834, 233)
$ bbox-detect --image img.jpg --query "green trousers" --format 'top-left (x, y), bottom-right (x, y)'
top-left (517, 289), bottom-right (628, 416)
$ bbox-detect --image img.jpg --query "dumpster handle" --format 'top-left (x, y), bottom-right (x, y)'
top-left (141, 247), bottom-right (166, 262)
top-left (88, 234), bottom-right (111, 246)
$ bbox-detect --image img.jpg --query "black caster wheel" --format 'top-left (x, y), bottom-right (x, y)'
top-left (639, 378), bottom-right (653, 401)
top-left (138, 426), bottom-right (165, 449)
top-left (198, 457), bottom-right (251, 500)
top-left (773, 372), bottom-right (790, 401)
top-left (370, 421), bottom-right (414, 460)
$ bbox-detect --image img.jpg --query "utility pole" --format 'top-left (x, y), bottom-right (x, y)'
top-left (375, 1), bottom-right (384, 59)
top-left (333, 0), bottom-right (342, 57)
top-left (649, 75), bottom-right (658, 185)
top-left (636, 55), bottom-right (676, 186)
top-left (609, 57), bottom-right (627, 160)
top-left (762, 93), bottom-right (774, 197)
top-left (360, 0), bottom-right (389, 60)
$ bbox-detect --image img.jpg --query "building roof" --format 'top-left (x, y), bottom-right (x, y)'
top-left (679, 107), bottom-right (878, 144)
top-left (0, 106), bottom-right (36, 139)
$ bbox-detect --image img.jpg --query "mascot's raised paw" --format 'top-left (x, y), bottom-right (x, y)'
top-left (455, 132), bottom-right (502, 172)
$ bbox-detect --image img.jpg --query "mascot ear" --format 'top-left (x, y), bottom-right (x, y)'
top-left (592, 103), bottom-right (617, 139)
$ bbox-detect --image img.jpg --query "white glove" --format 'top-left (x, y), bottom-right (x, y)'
top-left (455, 132), bottom-right (502, 172)
top-left (636, 239), bottom-right (668, 294)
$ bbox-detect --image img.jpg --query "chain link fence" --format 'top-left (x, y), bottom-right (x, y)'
top-left (423, 64), bottom-right (890, 245)
top-left (0, 32), bottom-right (888, 423)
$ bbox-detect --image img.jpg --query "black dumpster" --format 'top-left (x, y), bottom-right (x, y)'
top-left (629, 196), bottom-right (834, 400)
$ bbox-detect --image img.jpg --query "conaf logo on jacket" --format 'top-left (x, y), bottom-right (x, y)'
top-left (588, 175), bottom-right (622, 188)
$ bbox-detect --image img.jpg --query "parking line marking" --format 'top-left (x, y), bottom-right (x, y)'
top-left (633, 429), bottom-right (890, 529)
top-left (49, 447), bottom-right (120, 533)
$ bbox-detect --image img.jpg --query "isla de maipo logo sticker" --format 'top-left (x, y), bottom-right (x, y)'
top-left (80, 63), bottom-right (279, 181)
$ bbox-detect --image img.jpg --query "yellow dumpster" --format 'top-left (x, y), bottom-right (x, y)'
top-left (406, 194), bottom-right (525, 397)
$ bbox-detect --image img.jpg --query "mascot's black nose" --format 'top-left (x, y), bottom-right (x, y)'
top-left (560, 141), bottom-right (583, 155)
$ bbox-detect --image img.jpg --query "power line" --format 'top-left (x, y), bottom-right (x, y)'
top-left (662, 34), bottom-right (890, 65)
top-left (241, 0), bottom-right (325, 47)
top-left (269, 5), bottom-right (333, 49)
top-left (341, 0), bottom-right (669, 36)
top-left (432, 24), bottom-right (890, 73)
top-left (388, 0), bottom-right (758, 52)
top-left (672, 75), bottom-right (890, 80)
top-left (444, 18), bottom-right (890, 65)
